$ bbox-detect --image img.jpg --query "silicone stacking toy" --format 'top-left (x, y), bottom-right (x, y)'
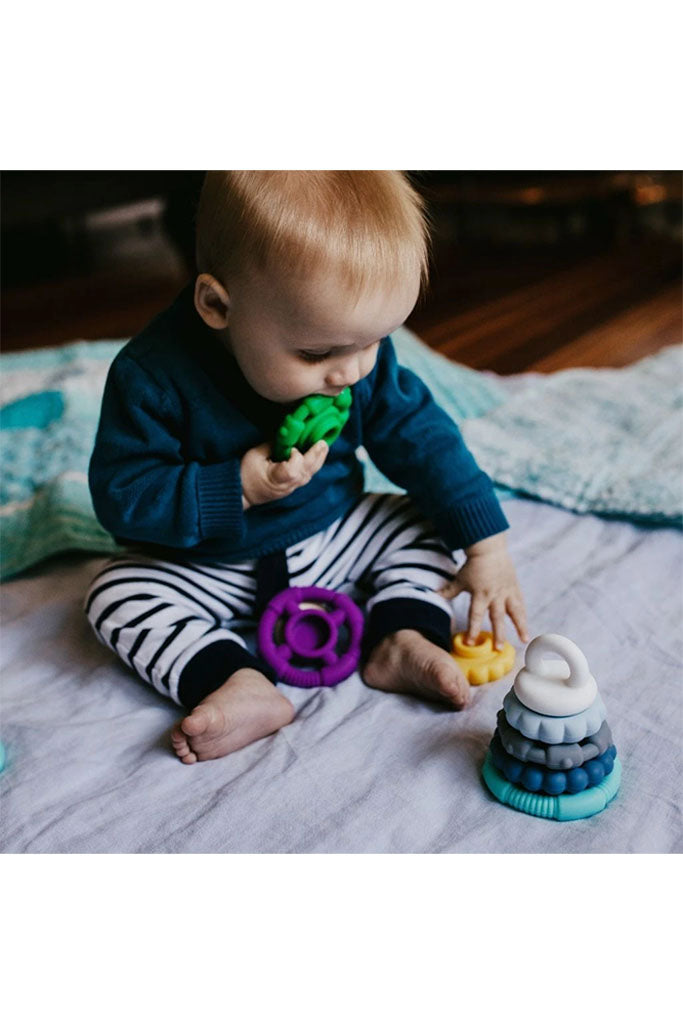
top-left (258, 585), bottom-right (364, 687)
top-left (503, 687), bottom-right (607, 745)
top-left (496, 711), bottom-right (614, 770)
top-left (482, 754), bottom-right (621, 821)
top-left (272, 389), bottom-right (353, 461)
top-left (513, 633), bottom-right (597, 715)
top-left (450, 631), bottom-right (516, 685)
top-left (482, 633), bottom-right (621, 821)
top-left (488, 731), bottom-right (617, 795)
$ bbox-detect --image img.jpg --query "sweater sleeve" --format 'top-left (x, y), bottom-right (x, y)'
top-left (359, 337), bottom-right (509, 551)
top-left (88, 353), bottom-right (246, 548)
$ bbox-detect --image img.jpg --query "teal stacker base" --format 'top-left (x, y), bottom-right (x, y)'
top-left (482, 751), bottom-right (621, 821)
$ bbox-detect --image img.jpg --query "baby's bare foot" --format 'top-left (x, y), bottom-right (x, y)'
top-left (170, 667), bottom-right (295, 764)
top-left (362, 629), bottom-right (470, 709)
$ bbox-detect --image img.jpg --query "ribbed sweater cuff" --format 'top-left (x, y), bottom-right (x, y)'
top-left (440, 492), bottom-right (510, 551)
top-left (197, 460), bottom-right (246, 539)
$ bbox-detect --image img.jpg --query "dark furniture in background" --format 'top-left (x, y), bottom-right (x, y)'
top-left (1, 171), bottom-right (205, 285)
top-left (2, 170), bottom-right (680, 371)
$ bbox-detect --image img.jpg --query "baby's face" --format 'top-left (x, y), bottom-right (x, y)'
top-left (220, 264), bottom-right (420, 404)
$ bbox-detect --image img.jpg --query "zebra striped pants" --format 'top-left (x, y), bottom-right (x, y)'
top-left (84, 492), bottom-right (459, 709)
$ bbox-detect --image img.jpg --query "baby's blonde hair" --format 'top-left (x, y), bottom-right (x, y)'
top-left (195, 171), bottom-right (431, 300)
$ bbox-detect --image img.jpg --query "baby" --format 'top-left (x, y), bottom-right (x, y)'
top-left (85, 170), bottom-right (528, 764)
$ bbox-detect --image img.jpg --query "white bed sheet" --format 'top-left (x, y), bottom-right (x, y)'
top-left (1, 497), bottom-right (681, 853)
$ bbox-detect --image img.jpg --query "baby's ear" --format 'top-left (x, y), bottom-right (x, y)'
top-left (194, 273), bottom-right (230, 329)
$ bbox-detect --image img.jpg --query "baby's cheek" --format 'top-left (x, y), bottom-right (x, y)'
top-left (286, 364), bottom-right (319, 395)
top-left (361, 348), bottom-right (379, 377)
top-left (273, 369), bottom-right (318, 403)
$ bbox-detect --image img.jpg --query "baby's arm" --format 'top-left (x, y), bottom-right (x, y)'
top-left (359, 338), bottom-right (509, 551)
top-left (89, 353), bottom-right (245, 547)
top-left (440, 531), bottom-right (528, 649)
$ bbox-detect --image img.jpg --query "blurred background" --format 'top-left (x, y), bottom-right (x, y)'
top-left (1, 170), bottom-right (681, 373)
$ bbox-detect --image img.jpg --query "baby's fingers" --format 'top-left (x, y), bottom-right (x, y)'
top-left (489, 600), bottom-right (507, 650)
top-left (270, 448), bottom-right (305, 483)
top-left (270, 441), bottom-right (327, 487)
top-left (507, 592), bottom-right (530, 644)
top-left (465, 595), bottom-right (488, 645)
top-left (303, 440), bottom-right (329, 471)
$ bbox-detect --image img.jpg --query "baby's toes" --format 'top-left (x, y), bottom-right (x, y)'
top-left (434, 660), bottom-right (470, 710)
top-left (171, 725), bottom-right (197, 764)
top-left (170, 725), bottom-right (186, 751)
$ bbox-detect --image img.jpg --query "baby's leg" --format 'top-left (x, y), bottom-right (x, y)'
top-left (358, 497), bottom-right (469, 705)
top-left (287, 493), bottom-right (469, 708)
top-left (84, 555), bottom-right (294, 761)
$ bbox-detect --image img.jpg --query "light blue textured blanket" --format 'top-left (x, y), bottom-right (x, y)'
top-left (1, 330), bottom-right (680, 581)
top-left (1, 341), bottom-right (125, 580)
top-left (462, 344), bottom-right (683, 529)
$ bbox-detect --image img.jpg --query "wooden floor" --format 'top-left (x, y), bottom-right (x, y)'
top-left (2, 217), bottom-right (681, 374)
top-left (408, 237), bottom-right (681, 373)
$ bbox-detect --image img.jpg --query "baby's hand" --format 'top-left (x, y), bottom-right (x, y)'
top-left (439, 532), bottom-right (529, 650)
top-left (241, 440), bottom-right (329, 508)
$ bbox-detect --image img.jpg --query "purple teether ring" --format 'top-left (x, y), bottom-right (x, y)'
top-left (257, 586), bottom-right (364, 687)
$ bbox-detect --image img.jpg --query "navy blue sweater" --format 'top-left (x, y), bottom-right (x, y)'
top-left (89, 285), bottom-right (508, 561)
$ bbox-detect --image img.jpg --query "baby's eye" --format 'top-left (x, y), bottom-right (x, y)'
top-left (299, 351), bottom-right (331, 363)
top-left (298, 340), bottom-right (381, 364)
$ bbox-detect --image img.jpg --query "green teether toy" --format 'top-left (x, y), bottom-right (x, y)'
top-left (272, 388), bottom-right (352, 461)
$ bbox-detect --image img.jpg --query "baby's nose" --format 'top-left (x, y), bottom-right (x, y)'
top-left (327, 357), bottom-right (360, 389)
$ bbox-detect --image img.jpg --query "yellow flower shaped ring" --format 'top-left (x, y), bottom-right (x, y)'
top-left (450, 631), bottom-right (516, 685)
